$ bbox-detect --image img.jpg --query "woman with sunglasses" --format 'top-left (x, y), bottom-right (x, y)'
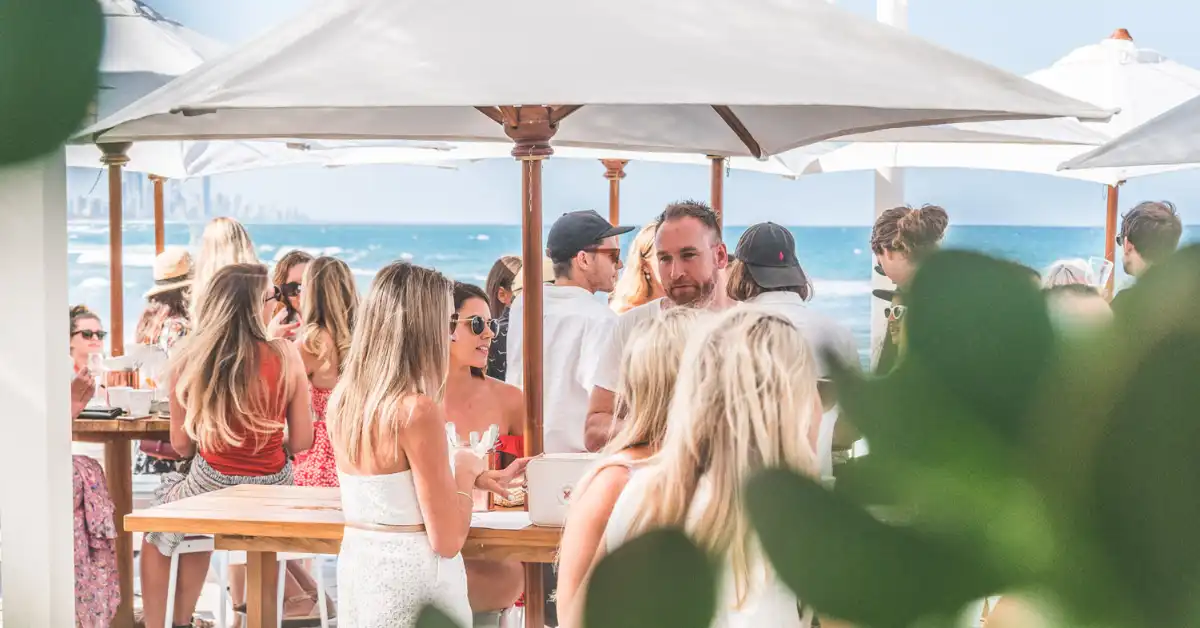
top-left (445, 282), bottom-right (527, 622)
top-left (271, 250), bottom-right (313, 340)
top-left (70, 305), bottom-right (107, 373)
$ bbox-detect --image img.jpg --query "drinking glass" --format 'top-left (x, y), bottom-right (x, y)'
top-left (86, 351), bottom-right (106, 404)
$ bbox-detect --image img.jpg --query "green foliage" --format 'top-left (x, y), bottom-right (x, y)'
top-left (414, 605), bottom-right (466, 628)
top-left (0, 0), bottom-right (104, 165)
top-left (584, 528), bottom-right (717, 628)
top-left (746, 245), bottom-right (1200, 628)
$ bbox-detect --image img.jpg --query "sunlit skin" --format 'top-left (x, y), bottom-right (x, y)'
top-left (443, 296), bottom-right (526, 612)
top-left (70, 317), bottom-right (105, 371)
top-left (654, 217), bottom-right (728, 307)
top-left (1121, 238), bottom-right (1149, 277)
top-left (563, 235), bottom-right (623, 294)
top-left (876, 248), bottom-right (917, 287)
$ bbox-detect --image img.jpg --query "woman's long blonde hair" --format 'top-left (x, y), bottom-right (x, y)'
top-left (610, 222), bottom-right (661, 314)
top-left (327, 261), bottom-right (453, 467)
top-left (606, 307), bottom-right (706, 455)
top-left (192, 217), bottom-right (259, 313)
top-left (172, 263), bottom-right (292, 453)
top-left (300, 257), bottom-right (358, 375)
top-left (629, 307), bottom-right (820, 606)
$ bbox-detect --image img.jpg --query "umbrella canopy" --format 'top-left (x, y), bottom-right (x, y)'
top-left (84, 0), bottom-right (1110, 151)
top-left (787, 29), bottom-right (1200, 184)
top-left (1061, 93), bottom-right (1200, 170)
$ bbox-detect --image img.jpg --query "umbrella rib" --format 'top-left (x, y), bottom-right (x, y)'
top-left (712, 105), bottom-right (764, 159)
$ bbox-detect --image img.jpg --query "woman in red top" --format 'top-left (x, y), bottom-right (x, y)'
top-left (444, 282), bottom-right (526, 617)
top-left (139, 263), bottom-right (313, 628)
top-left (294, 256), bottom-right (359, 487)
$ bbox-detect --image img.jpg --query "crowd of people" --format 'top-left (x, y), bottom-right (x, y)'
top-left (65, 197), bottom-right (1184, 628)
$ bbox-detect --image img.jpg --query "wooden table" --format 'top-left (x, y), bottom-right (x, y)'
top-left (73, 417), bottom-right (171, 628)
top-left (126, 484), bottom-right (563, 628)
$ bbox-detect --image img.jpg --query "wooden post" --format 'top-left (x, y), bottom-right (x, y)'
top-left (601, 159), bottom-right (628, 226)
top-left (709, 155), bottom-right (724, 232)
top-left (150, 174), bottom-right (165, 255)
top-left (100, 142), bottom-right (132, 357)
top-left (1104, 183), bottom-right (1120, 299)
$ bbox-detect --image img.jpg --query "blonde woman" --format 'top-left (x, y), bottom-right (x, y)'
top-left (190, 216), bottom-right (258, 315)
top-left (556, 306), bottom-right (705, 625)
top-left (327, 261), bottom-right (528, 628)
top-left (599, 308), bottom-right (822, 628)
top-left (294, 256), bottom-right (359, 488)
top-left (139, 263), bottom-right (313, 628)
top-left (609, 222), bottom-right (664, 314)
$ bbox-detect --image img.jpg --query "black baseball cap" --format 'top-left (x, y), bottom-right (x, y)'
top-left (872, 287), bottom-right (901, 302)
top-left (733, 222), bottom-right (807, 289)
top-left (546, 210), bottom-right (635, 262)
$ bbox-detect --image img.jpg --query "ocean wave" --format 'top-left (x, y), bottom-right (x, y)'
top-left (272, 245), bottom-right (345, 261)
top-left (350, 267), bottom-right (378, 277)
top-left (399, 252), bottom-right (415, 261)
top-left (470, 234), bottom-right (490, 241)
top-left (76, 277), bottom-right (110, 291)
top-left (74, 246), bottom-right (158, 268)
top-left (811, 279), bottom-right (872, 298)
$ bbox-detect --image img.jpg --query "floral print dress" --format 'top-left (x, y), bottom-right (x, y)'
top-left (134, 314), bottom-right (190, 475)
top-left (294, 384), bottom-right (339, 487)
top-left (73, 455), bottom-right (120, 627)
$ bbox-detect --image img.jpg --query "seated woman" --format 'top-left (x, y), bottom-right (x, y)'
top-left (444, 282), bottom-right (527, 619)
top-left (69, 305), bottom-right (106, 374)
top-left (597, 308), bottom-right (823, 628)
top-left (556, 306), bottom-right (704, 625)
top-left (328, 261), bottom-right (527, 628)
top-left (139, 263), bottom-right (313, 628)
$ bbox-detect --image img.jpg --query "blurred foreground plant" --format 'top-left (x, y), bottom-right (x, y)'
top-left (419, 245), bottom-right (1200, 628)
top-left (0, 0), bottom-right (103, 165)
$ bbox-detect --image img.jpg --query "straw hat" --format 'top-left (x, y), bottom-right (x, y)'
top-left (144, 247), bottom-right (194, 298)
top-left (511, 256), bottom-right (555, 296)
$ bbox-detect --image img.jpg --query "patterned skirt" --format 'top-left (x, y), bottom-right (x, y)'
top-left (145, 455), bottom-right (293, 557)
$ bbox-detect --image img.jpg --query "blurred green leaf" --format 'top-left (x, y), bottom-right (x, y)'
top-left (0, 0), bottom-right (103, 165)
top-left (584, 528), bottom-right (716, 628)
top-left (414, 604), bottom-right (464, 628)
top-left (747, 468), bottom-right (1008, 627)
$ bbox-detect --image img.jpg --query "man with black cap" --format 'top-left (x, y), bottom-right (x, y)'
top-left (506, 209), bottom-right (633, 454)
top-left (726, 222), bottom-right (860, 478)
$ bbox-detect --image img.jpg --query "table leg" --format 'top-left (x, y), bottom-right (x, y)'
top-left (105, 439), bottom-right (135, 628)
top-left (247, 551), bottom-right (280, 628)
top-left (524, 563), bottom-right (544, 628)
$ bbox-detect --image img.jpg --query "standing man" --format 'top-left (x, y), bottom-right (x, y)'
top-left (1110, 200), bottom-right (1183, 316)
top-left (584, 200), bottom-right (729, 451)
top-left (507, 210), bottom-right (631, 454)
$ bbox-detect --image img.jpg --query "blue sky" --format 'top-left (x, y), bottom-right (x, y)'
top-left (140, 0), bottom-right (1200, 226)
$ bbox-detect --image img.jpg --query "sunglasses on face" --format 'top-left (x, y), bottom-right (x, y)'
top-left (586, 247), bottom-right (622, 264)
top-left (73, 330), bottom-right (108, 341)
top-left (873, 262), bottom-right (886, 276)
top-left (450, 315), bottom-right (499, 337)
top-left (266, 286), bottom-right (283, 303)
top-left (1115, 234), bottom-right (1126, 246)
top-left (884, 305), bottom-right (907, 321)
top-left (280, 282), bottom-right (303, 298)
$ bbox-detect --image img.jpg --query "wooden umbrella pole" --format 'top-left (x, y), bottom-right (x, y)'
top-left (601, 159), bottom-right (628, 225)
top-left (100, 143), bottom-right (132, 357)
top-left (709, 155), bottom-right (725, 232)
top-left (150, 174), bottom-right (165, 255)
top-left (1104, 183), bottom-right (1120, 299)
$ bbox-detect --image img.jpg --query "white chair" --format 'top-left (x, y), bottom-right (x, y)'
top-left (164, 536), bottom-right (228, 628)
top-left (228, 551), bottom-right (334, 628)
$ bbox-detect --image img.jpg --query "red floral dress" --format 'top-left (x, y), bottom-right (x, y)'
top-left (294, 385), bottom-right (339, 487)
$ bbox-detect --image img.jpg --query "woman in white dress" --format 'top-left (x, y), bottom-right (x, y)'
top-left (600, 307), bottom-right (823, 628)
top-left (327, 261), bottom-right (527, 628)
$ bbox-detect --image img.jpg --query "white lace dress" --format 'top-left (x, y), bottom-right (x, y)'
top-left (337, 470), bottom-right (472, 628)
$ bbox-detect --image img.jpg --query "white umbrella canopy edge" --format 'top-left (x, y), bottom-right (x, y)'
top-left (81, 0), bottom-right (1113, 154)
top-left (1060, 94), bottom-right (1200, 170)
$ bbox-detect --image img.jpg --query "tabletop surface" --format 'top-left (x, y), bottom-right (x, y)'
top-left (125, 484), bottom-right (562, 545)
top-left (73, 416), bottom-right (171, 436)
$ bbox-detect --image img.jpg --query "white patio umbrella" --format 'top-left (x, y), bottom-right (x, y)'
top-left (786, 29), bottom-right (1200, 279)
top-left (1061, 93), bottom-right (1200, 170)
top-left (78, 1), bottom-right (1113, 621)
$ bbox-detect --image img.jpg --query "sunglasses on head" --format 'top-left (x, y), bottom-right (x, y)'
top-left (884, 305), bottom-right (907, 321)
top-left (73, 330), bottom-right (108, 341)
top-left (450, 314), bottom-right (499, 337)
top-left (280, 282), bottom-right (303, 298)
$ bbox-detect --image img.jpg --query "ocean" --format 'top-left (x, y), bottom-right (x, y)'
top-left (68, 221), bottom-right (1162, 363)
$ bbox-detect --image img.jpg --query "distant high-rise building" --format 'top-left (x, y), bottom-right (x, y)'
top-left (202, 177), bottom-right (213, 218)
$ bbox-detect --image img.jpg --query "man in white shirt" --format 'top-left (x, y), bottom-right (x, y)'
top-left (584, 200), bottom-right (729, 451)
top-left (726, 221), bottom-right (861, 477)
top-left (507, 210), bottom-right (633, 454)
